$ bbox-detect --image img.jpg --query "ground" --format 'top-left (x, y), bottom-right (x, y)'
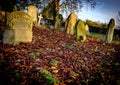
top-left (0, 27), bottom-right (120, 85)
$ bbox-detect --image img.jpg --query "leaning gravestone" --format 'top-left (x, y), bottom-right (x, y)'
top-left (3, 11), bottom-right (33, 45)
top-left (105, 18), bottom-right (115, 44)
top-left (65, 13), bottom-right (77, 35)
top-left (75, 20), bottom-right (86, 42)
top-left (27, 5), bottom-right (37, 25)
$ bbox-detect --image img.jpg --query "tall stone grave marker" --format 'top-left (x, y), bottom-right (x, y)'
top-left (105, 18), bottom-right (115, 44)
top-left (75, 20), bottom-right (86, 42)
top-left (27, 5), bottom-right (37, 25)
top-left (65, 13), bottom-right (77, 35)
top-left (3, 11), bottom-right (33, 45)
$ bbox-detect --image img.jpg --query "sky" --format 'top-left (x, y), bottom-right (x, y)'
top-left (61, 0), bottom-right (120, 26)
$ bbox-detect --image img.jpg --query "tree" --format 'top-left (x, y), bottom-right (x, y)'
top-left (0, 0), bottom-right (17, 12)
top-left (41, 0), bottom-right (96, 29)
top-left (116, 11), bottom-right (120, 29)
top-left (0, 0), bottom-right (96, 14)
top-left (0, 0), bottom-right (96, 29)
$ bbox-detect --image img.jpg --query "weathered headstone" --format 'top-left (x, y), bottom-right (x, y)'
top-left (75, 20), bottom-right (86, 42)
top-left (27, 5), bottom-right (37, 25)
top-left (65, 13), bottom-right (77, 35)
top-left (3, 11), bottom-right (33, 45)
top-left (105, 18), bottom-right (115, 44)
top-left (37, 14), bottom-right (43, 26)
top-left (85, 24), bottom-right (90, 35)
top-left (55, 14), bottom-right (63, 30)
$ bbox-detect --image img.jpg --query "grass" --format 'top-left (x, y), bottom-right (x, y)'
top-left (39, 69), bottom-right (59, 85)
top-left (29, 52), bottom-right (40, 58)
top-left (15, 73), bottom-right (21, 80)
top-left (90, 32), bottom-right (105, 40)
top-left (90, 32), bottom-right (120, 43)
top-left (49, 60), bottom-right (58, 67)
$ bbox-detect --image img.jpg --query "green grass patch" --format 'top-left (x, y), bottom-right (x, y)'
top-left (39, 69), bottom-right (59, 85)
top-left (15, 73), bottom-right (21, 80)
top-left (90, 32), bottom-right (120, 43)
top-left (90, 32), bottom-right (105, 40)
top-left (29, 52), bottom-right (40, 58)
top-left (49, 60), bottom-right (58, 66)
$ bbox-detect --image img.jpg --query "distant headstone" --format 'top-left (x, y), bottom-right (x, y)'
top-left (105, 18), bottom-right (115, 44)
top-left (37, 14), bottom-right (43, 26)
top-left (55, 14), bottom-right (63, 30)
top-left (3, 11), bottom-right (33, 45)
top-left (65, 13), bottom-right (77, 35)
top-left (85, 24), bottom-right (90, 35)
top-left (75, 20), bottom-right (86, 42)
top-left (27, 5), bottom-right (37, 25)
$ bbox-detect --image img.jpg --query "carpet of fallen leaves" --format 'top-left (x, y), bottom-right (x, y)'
top-left (0, 27), bottom-right (120, 85)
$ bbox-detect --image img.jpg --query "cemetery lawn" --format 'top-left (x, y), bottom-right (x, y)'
top-left (90, 32), bottom-right (120, 43)
top-left (0, 27), bottom-right (120, 85)
top-left (90, 32), bottom-right (105, 40)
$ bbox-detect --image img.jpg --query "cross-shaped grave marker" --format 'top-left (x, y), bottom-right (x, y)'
top-left (37, 14), bottom-right (43, 26)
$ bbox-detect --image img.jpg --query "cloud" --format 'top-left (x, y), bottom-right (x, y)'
top-left (97, 3), bottom-right (104, 9)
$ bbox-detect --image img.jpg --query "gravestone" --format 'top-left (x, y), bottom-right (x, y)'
top-left (105, 18), bottom-right (115, 44)
top-left (75, 20), bottom-right (86, 42)
top-left (3, 11), bottom-right (33, 45)
top-left (27, 5), bottom-right (37, 25)
top-left (55, 14), bottom-right (63, 30)
top-left (37, 14), bottom-right (43, 26)
top-left (85, 24), bottom-right (90, 35)
top-left (65, 13), bottom-right (77, 35)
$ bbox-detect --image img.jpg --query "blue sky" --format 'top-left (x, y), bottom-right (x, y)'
top-left (61, 0), bottom-right (120, 26)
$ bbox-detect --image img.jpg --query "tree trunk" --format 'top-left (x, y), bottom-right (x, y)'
top-left (53, 0), bottom-right (60, 30)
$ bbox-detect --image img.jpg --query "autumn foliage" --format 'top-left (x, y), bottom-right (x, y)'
top-left (0, 27), bottom-right (120, 85)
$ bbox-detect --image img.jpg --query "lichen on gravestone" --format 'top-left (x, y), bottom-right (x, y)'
top-left (75, 19), bottom-right (86, 42)
top-left (3, 11), bottom-right (33, 45)
top-left (54, 14), bottom-right (63, 30)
